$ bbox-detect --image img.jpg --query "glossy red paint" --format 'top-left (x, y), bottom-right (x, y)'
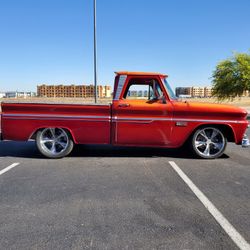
top-left (170, 100), bottom-right (248, 145)
top-left (1, 103), bottom-right (111, 144)
top-left (112, 74), bottom-right (174, 147)
top-left (0, 72), bottom-right (249, 150)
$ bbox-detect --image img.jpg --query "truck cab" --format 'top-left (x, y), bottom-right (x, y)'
top-left (112, 72), bottom-right (174, 147)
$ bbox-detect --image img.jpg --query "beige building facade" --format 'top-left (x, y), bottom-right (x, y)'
top-left (37, 84), bottom-right (111, 98)
top-left (176, 86), bottom-right (213, 98)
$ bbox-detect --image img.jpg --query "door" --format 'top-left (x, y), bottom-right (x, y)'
top-left (112, 77), bottom-right (174, 146)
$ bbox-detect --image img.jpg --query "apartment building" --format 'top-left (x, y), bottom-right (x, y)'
top-left (4, 91), bottom-right (36, 98)
top-left (128, 90), bottom-right (138, 97)
top-left (191, 87), bottom-right (205, 97)
top-left (175, 87), bottom-right (192, 97)
top-left (176, 86), bottom-right (213, 98)
top-left (37, 84), bottom-right (111, 98)
top-left (204, 87), bottom-right (213, 97)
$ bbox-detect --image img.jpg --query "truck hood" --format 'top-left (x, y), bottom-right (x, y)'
top-left (172, 100), bottom-right (248, 120)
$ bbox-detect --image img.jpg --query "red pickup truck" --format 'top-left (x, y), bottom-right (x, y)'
top-left (0, 72), bottom-right (249, 159)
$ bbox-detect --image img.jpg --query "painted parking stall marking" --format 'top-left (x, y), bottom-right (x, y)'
top-left (169, 161), bottom-right (250, 250)
top-left (0, 163), bottom-right (20, 176)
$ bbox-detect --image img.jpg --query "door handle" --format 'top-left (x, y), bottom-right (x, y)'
top-left (118, 103), bottom-right (130, 107)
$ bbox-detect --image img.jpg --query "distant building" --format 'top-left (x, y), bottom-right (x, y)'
top-left (128, 90), bottom-right (138, 97)
top-left (175, 87), bottom-right (192, 97)
top-left (37, 84), bottom-right (111, 98)
top-left (0, 92), bottom-right (6, 98)
top-left (137, 90), bottom-right (143, 97)
top-left (5, 91), bottom-right (36, 98)
top-left (204, 87), bottom-right (213, 97)
top-left (176, 86), bottom-right (213, 98)
top-left (5, 92), bottom-right (16, 98)
top-left (191, 87), bottom-right (205, 98)
top-left (242, 90), bottom-right (250, 97)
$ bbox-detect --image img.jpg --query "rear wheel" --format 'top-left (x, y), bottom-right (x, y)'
top-left (191, 127), bottom-right (227, 159)
top-left (36, 128), bottom-right (74, 158)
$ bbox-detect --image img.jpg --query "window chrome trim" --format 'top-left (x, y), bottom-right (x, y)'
top-left (114, 75), bottom-right (127, 100)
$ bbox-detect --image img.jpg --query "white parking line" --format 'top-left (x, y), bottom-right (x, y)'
top-left (0, 163), bottom-right (20, 176)
top-left (169, 161), bottom-right (250, 250)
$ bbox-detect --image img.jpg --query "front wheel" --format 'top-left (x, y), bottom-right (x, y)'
top-left (36, 128), bottom-right (74, 159)
top-left (191, 127), bottom-right (227, 159)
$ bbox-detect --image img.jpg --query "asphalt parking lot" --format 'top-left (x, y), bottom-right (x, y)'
top-left (0, 129), bottom-right (250, 250)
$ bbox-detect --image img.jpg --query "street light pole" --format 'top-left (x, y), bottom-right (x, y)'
top-left (93, 0), bottom-right (98, 103)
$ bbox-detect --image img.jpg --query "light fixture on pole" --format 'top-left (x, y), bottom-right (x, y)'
top-left (93, 0), bottom-right (98, 103)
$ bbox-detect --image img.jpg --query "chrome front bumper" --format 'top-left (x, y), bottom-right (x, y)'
top-left (242, 124), bottom-right (250, 147)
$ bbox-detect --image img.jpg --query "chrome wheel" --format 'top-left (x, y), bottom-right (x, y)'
top-left (36, 128), bottom-right (74, 158)
top-left (192, 127), bottom-right (227, 159)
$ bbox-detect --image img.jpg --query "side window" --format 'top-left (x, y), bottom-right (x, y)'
top-left (123, 78), bottom-right (163, 100)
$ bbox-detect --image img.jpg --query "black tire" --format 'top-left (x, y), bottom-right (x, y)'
top-left (190, 126), bottom-right (227, 159)
top-left (36, 128), bottom-right (74, 159)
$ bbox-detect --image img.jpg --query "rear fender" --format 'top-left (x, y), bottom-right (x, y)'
top-left (29, 127), bottom-right (77, 144)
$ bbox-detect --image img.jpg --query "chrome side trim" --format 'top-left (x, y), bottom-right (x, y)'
top-left (114, 119), bottom-right (153, 124)
top-left (2, 113), bottom-right (247, 124)
top-left (173, 118), bottom-right (245, 124)
top-left (3, 114), bottom-right (110, 119)
top-left (113, 116), bottom-right (246, 124)
top-left (172, 118), bottom-right (245, 124)
top-left (5, 118), bottom-right (110, 122)
top-left (2, 114), bottom-right (111, 121)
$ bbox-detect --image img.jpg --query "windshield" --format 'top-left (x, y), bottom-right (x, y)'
top-left (163, 78), bottom-right (177, 100)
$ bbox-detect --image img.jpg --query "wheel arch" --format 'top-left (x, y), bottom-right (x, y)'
top-left (29, 127), bottom-right (77, 144)
top-left (186, 123), bottom-right (236, 144)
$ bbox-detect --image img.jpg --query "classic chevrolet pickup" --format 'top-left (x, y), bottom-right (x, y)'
top-left (0, 72), bottom-right (249, 159)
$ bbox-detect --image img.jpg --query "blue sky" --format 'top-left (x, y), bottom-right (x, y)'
top-left (0, 0), bottom-right (250, 92)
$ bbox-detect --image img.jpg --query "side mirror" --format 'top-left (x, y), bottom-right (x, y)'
top-left (161, 96), bottom-right (167, 104)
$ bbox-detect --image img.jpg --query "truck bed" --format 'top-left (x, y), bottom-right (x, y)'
top-left (1, 102), bottom-right (112, 144)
